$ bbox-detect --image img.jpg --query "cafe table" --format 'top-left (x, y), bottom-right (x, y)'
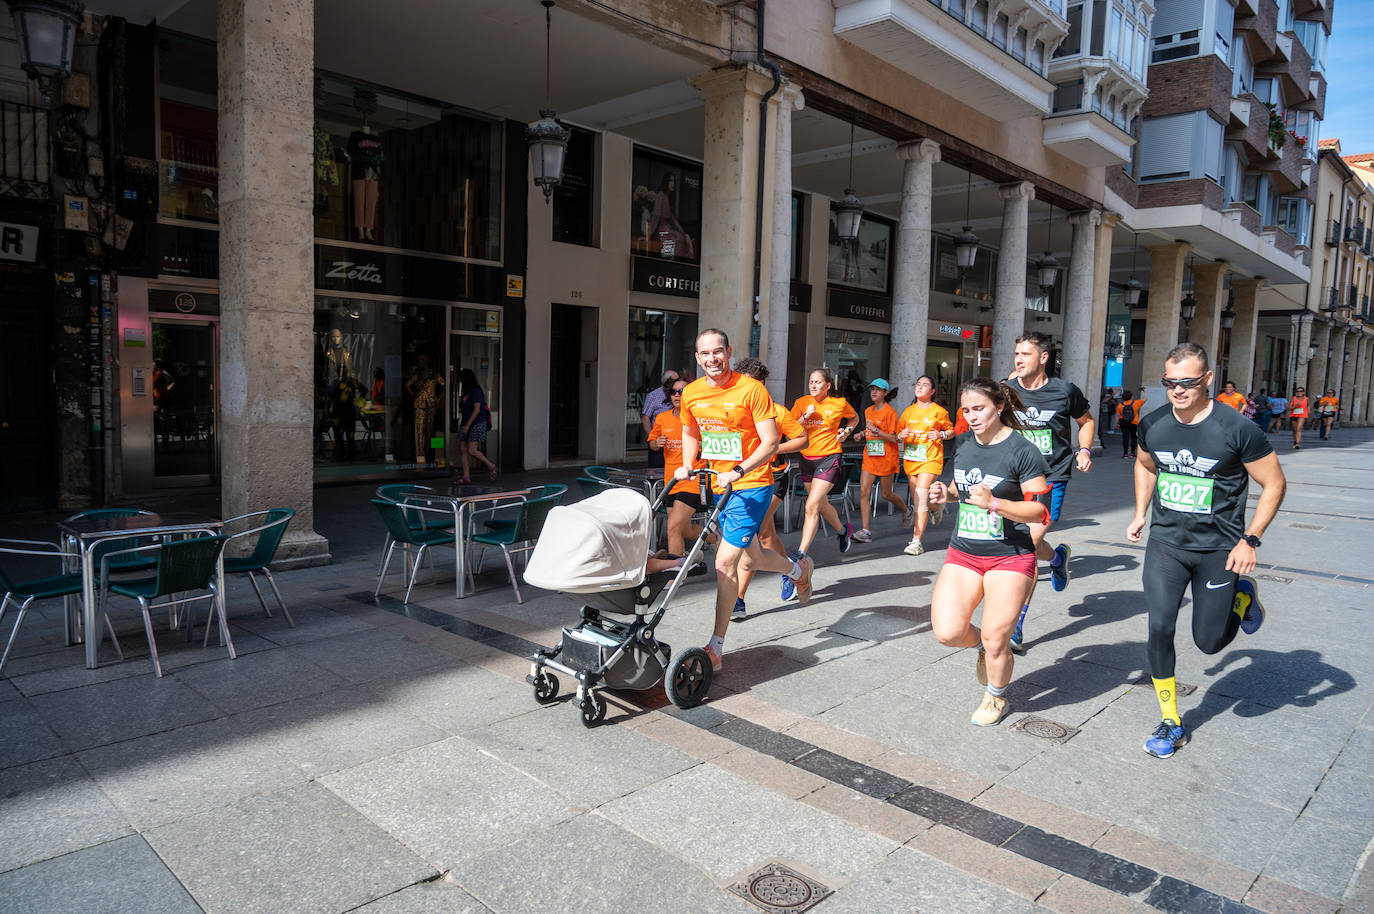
top-left (57, 512), bottom-right (223, 669)
top-left (404, 484), bottom-right (540, 598)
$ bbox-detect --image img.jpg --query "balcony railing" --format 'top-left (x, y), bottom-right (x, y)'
top-left (1325, 286), bottom-right (1341, 309)
top-left (1327, 219), bottom-right (1342, 246)
top-left (0, 100), bottom-right (51, 201)
top-left (1364, 228), bottom-right (1372, 254)
top-left (1344, 223), bottom-right (1360, 244)
top-left (1350, 285), bottom-right (1361, 309)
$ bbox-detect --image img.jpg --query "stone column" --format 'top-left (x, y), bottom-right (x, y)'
top-left (1189, 261), bottom-right (1228, 387)
top-left (1337, 327), bottom-right (1356, 423)
top-left (1292, 313), bottom-right (1312, 402)
top-left (993, 182), bottom-right (1035, 375)
top-left (764, 83), bottom-right (803, 400)
top-left (1363, 334), bottom-right (1374, 424)
top-left (1084, 212), bottom-right (1119, 408)
top-left (1306, 318), bottom-right (1330, 398)
top-left (691, 67), bottom-right (777, 356)
top-left (1227, 278), bottom-right (1262, 396)
top-left (890, 139), bottom-right (941, 398)
top-left (1351, 333), bottom-right (1369, 426)
top-left (1328, 326), bottom-right (1348, 416)
top-left (1060, 210), bottom-right (1099, 393)
top-left (1142, 243), bottom-right (1190, 398)
top-left (218, 0), bottom-right (328, 565)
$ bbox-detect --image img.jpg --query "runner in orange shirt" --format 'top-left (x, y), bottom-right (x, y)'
top-left (1318, 389), bottom-right (1340, 439)
top-left (897, 375), bottom-right (955, 556)
top-left (790, 368), bottom-right (860, 561)
top-left (1216, 381), bottom-right (1246, 413)
top-left (734, 357), bottom-right (809, 621)
top-left (648, 380), bottom-right (708, 557)
top-left (854, 378), bottom-right (909, 542)
top-left (677, 329), bottom-right (814, 670)
top-left (1289, 387), bottom-right (1309, 449)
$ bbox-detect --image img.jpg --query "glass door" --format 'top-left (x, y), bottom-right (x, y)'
top-left (926, 342), bottom-right (962, 413)
top-left (152, 319), bottom-right (217, 483)
top-left (448, 307), bottom-right (502, 467)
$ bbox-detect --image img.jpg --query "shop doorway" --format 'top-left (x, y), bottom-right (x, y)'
top-left (926, 341), bottom-right (962, 413)
top-left (448, 322), bottom-right (502, 469)
top-left (0, 274), bottom-right (55, 512)
top-left (549, 303), bottom-right (597, 460)
top-left (152, 319), bottom-right (218, 484)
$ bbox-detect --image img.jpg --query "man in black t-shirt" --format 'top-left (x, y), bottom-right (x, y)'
top-left (1127, 342), bottom-right (1287, 759)
top-left (1006, 333), bottom-right (1094, 653)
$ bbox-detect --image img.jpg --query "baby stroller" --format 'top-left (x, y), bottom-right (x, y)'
top-left (523, 473), bottom-right (729, 727)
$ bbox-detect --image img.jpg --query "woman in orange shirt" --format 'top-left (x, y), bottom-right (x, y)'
top-left (1289, 387), bottom-right (1309, 450)
top-left (1318, 389), bottom-right (1340, 439)
top-left (854, 379), bottom-right (908, 542)
top-left (648, 381), bottom-right (707, 556)
top-left (897, 375), bottom-right (955, 556)
top-left (790, 368), bottom-right (860, 558)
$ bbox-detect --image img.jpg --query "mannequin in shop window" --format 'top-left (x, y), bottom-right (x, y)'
top-left (407, 353), bottom-right (444, 465)
top-left (348, 119), bottom-right (383, 241)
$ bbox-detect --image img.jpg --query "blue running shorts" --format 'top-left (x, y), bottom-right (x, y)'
top-left (718, 485), bottom-right (774, 548)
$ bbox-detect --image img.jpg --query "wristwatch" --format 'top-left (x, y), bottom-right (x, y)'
top-left (1241, 534), bottom-right (1262, 548)
top-left (732, 464), bottom-right (745, 476)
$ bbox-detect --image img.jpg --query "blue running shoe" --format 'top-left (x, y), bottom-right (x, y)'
top-left (732, 597), bottom-right (747, 622)
top-left (838, 523), bottom-right (853, 554)
top-left (1144, 719), bottom-right (1188, 759)
top-left (1050, 544), bottom-right (1071, 592)
top-left (1236, 576), bottom-right (1264, 634)
top-left (1009, 625), bottom-right (1024, 653)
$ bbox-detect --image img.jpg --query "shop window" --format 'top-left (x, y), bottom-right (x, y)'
top-left (823, 329), bottom-right (890, 418)
top-left (553, 127), bottom-right (597, 247)
top-left (933, 233), bottom-right (993, 301)
top-left (626, 308), bottom-right (697, 452)
top-left (791, 192), bottom-right (807, 281)
top-left (827, 210), bottom-right (893, 294)
top-left (312, 74), bottom-right (502, 261)
top-left (158, 32), bottom-right (218, 224)
top-left (631, 147), bottom-right (702, 263)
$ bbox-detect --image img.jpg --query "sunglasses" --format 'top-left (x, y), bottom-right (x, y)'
top-left (671, 387), bottom-right (686, 394)
top-left (1160, 376), bottom-right (1207, 391)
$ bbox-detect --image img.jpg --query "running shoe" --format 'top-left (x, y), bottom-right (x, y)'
top-left (901, 506), bottom-right (914, 528)
top-left (931, 502), bottom-right (945, 527)
top-left (780, 551), bottom-right (803, 600)
top-left (1009, 625), bottom-right (1025, 654)
top-left (792, 556), bottom-right (816, 603)
top-left (976, 647), bottom-right (988, 685)
top-left (838, 523), bottom-right (853, 554)
top-left (1236, 576), bottom-right (1264, 635)
top-left (852, 528), bottom-right (873, 543)
top-left (903, 538), bottom-right (925, 556)
top-left (1050, 544), bottom-right (1072, 592)
top-left (703, 642), bottom-right (723, 672)
top-left (1143, 719), bottom-right (1187, 758)
top-left (970, 692), bottom-right (1009, 726)
top-left (732, 597), bottom-right (747, 622)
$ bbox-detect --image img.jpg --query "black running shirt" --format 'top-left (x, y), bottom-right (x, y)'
top-left (1008, 377), bottom-right (1090, 483)
top-left (948, 431), bottom-right (1050, 557)
top-left (1137, 402), bottom-right (1274, 552)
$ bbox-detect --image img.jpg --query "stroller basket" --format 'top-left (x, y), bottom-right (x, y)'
top-left (559, 623), bottom-right (667, 692)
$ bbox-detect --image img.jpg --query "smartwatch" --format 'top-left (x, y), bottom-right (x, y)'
top-left (732, 464), bottom-right (745, 477)
top-left (1241, 534), bottom-right (1262, 548)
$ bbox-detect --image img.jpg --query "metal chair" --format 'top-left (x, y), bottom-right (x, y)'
top-left (374, 484), bottom-right (454, 576)
top-left (469, 492), bottom-right (562, 603)
top-left (371, 498), bottom-right (457, 604)
top-left (64, 508), bottom-right (160, 575)
top-left (0, 539), bottom-right (88, 676)
top-left (789, 457), bottom-right (856, 530)
top-left (99, 534), bottom-right (232, 678)
top-left (576, 476), bottom-right (608, 499)
top-left (473, 484), bottom-right (567, 535)
top-left (222, 509), bottom-right (296, 627)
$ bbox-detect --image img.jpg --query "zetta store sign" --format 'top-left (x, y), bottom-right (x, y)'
top-left (313, 244), bottom-right (504, 302)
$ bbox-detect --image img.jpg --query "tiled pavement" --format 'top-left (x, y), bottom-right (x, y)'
top-left (2, 431), bottom-right (1373, 913)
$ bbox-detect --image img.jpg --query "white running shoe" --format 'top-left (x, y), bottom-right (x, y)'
top-left (852, 528), bottom-right (873, 543)
top-left (903, 538), bottom-right (924, 556)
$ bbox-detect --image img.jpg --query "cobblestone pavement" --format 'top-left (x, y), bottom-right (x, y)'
top-left (2, 428), bottom-right (1373, 913)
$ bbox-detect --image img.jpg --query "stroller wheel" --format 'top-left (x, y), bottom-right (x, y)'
top-left (666, 647), bottom-right (714, 709)
top-left (579, 690), bottom-right (607, 728)
top-left (532, 671), bottom-right (559, 704)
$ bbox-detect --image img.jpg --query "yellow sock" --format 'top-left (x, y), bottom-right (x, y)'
top-left (1232, 589), bottom-right (1251, 620)
top-left (1153, 677), bottom-right (1180, 724)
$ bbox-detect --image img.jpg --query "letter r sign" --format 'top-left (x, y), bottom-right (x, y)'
top-left (0, 222), bottom-right (39, 263)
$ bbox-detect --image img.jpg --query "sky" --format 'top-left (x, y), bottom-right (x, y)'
top-left (1321, 6), bottom-right (1374, 155)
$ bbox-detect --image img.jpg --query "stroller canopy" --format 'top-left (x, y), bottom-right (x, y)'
top-left (524, 488), bottom-right (652, 593)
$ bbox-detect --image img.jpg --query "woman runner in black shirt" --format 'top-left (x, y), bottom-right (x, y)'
top-left (929, 378), bottom-right (1050, 727)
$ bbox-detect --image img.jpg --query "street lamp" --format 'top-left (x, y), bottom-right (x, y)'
top-left (834, 121), bottom-right (863, 242)
top-left (1220, 305), bottom-right (1236, 331)
top-left (1179, 291), bottom-right (1198, 338)
top-left (954, 170), bottom-right (979, 276)
top-left (526, 1), bottom-right (570, 202)
top-left (6, 0), bottom-right (84, 107)
top-left (1037, 203), bottom-right (1058, 291)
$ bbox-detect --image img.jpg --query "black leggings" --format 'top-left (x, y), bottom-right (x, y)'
top-left (1143, 539), bottom-right (1240, 678)
top-left (1121, 422), bottom-right (1138, 455)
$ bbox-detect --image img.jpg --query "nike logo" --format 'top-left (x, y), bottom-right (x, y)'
top-left (1204, 581), bottom-right (1231, 590)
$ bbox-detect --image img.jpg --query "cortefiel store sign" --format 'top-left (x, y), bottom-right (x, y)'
top-left (0, 221), bottom-right (40, 263)
top-left (631, 256), bottom-right (700, 299)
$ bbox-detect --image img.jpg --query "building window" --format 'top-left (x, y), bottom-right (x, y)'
top-left (824, 329), bottom-right (890, 418)
top-left (971, 0), bottom-right (988, 34)
top-left (1213, 0), bottom-right (1234, 61)
top-left (1150, 0), bottom-right (1202, 61)
top-left (1295, 20), bottom-right (1327, 72)
top-left (1013, 26), bottom-right (1028, 62)
top-left (1279, 196), bottom-right (1312, 246)
top-left (552, 127), bottom-right (597, 247)
top-left (1056, 2), bottom-right (1083, 57)
top-left (631, 147), bottom-right (702, 263)
top-left (828, 211), bottom-right (893, 294)
top-left (791, 193), bottom-right (807, 282)
top-left (992, 12), bottom-right (1009, 49)
top-left (159, 32), bottom-right (218, 225)
top-left (1053, 80), bottom-right (1084, 113)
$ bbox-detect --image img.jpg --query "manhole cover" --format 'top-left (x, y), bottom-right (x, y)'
top-left (1011, 715), bottom-right (1080, 743)
top-left (1134, 676), bottom-right (1196, 695)
top-left (728, 863), bottom-right (832, 914)
top-left (1255, 573), bottom-right (1293, 584)
top-left (1289, 522), bottom-right (1325, 531)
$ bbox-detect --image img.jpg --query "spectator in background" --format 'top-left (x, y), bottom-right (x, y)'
top-left (1098, 388), bottom-right (1119, 448)
top-left (1266, 390), bottom-right (1287, 433)
top-left (1118, 387), bottom-right (1146, 459)
top-left (641, 369), bottom-right (680, 471)
top-left (1253, 389), bottom-right (1271, 431)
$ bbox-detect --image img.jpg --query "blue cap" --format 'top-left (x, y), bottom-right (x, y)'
top-left (868, 378), bottom-right (890, 391)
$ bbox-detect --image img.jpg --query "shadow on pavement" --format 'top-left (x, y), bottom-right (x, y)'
top-left (1187, 648), bottom-right (1358, 733)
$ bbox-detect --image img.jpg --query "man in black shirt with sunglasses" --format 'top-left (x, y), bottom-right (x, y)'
top-left (1127, 343), bottom-right (1286, 759)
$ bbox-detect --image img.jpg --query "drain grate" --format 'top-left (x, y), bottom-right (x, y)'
top-left (729, 863), bottom-right (832, 914)
top-left (1134, 676), bottom-right (1197, 695)
top-left (1288, 522), bottom-right (1325, 531)
top-left (1011, 715), bottom-right (1080, 743)
top-left (1254, 573), bottom-right (1293, 585)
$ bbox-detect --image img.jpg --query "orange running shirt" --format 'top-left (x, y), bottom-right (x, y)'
top-left (1319, 395), bottom-right (1340, 414)
top-left (1289, 395), bottom-right (1308, 418)
top-left (649, 410), bottom-right (706, 496)
top-left (680, 371), bottom-right (777, 492)
top-left (897, 401), bottom-right (953, 475)
top-left (770, 404), bottom-right (806, 475)
top-left (791, 395), bottom-right (858, 459)
top-left (861, 403), bottom-right (901, 476)
top-left (1217, 391), bottom-right (1246, 412)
